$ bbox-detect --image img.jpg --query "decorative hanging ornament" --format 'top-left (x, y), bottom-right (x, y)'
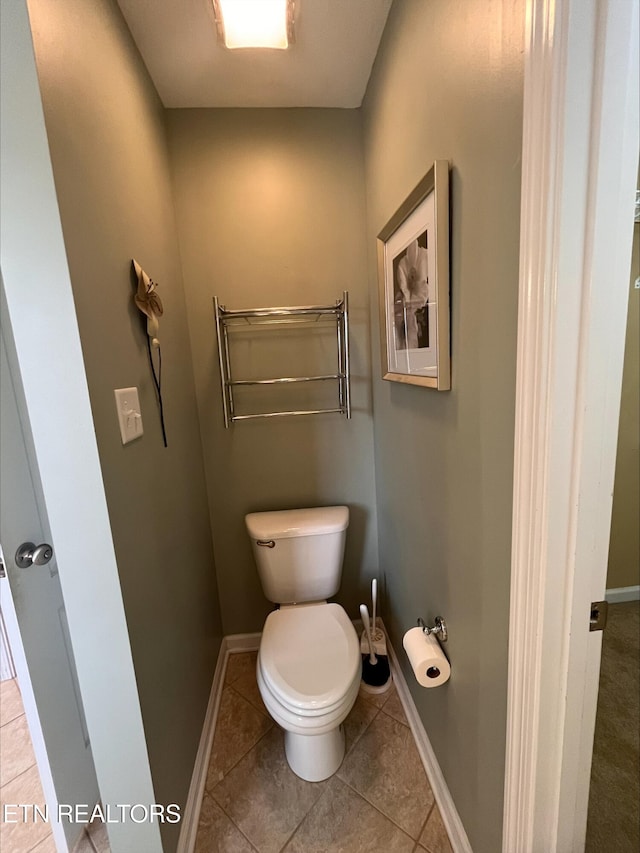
top-left (133, 259), bottom-right (163, 347)
top-left (132, 259), bottom-right (167, 447)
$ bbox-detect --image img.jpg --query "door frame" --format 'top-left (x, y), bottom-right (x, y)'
top-left (504, 0), bottom-right (639, 850)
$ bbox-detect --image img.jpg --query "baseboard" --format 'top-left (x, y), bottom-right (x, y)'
top-left (384, 624), bottom-right (472, 853)
top-left (176, 637), bottom-right (229, 853)
top-left (605, 585), bottom-right (640, 603)
top-left (176, 632), bottom-right (262, 853)
top-left (225, 632), bottom-right (261, 653)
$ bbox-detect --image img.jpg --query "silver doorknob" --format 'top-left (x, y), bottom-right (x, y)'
top-left (15, 542), bottom-right (54, 568)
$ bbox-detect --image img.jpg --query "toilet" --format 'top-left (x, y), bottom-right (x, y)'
top-left (245, 506), bottom-right (360, 782)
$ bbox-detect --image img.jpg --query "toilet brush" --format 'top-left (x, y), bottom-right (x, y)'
top-left (359, 604), bottom-right (391, 691)
top-left (360, 579), bottom-right (388, 657)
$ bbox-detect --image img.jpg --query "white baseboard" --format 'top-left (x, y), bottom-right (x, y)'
top-left (176, 638), bottom-right (229, 853)
top-left (176, 632), bottom-right (261, 853)
top-left (225, 632), bottom-right (261, 653)
top-left (384, 625), bottom-right (472, 853)
top-left (178, 624), bottom-right (470, 853)
top-left (605, 585), bottom-right (640, 603)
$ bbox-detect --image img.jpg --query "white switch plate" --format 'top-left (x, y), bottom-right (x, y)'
top-left (114, 387), bottom-right (143, 445)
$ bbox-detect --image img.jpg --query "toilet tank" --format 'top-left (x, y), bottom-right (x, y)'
top-left (245, 506), bottom-right (349, 604)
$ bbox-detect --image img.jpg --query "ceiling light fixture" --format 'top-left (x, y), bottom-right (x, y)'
top-left (213, 0), bottom-right (296, 50)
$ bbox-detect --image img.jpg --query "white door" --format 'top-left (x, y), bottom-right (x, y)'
top-left (0, 324), bottom-right (100, 848)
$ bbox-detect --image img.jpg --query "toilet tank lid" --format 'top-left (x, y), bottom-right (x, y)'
top-left (245, 506), bottom-right (349, 540)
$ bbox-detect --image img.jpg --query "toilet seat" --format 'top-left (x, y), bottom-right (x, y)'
top-left (258, 602), bottom-right (360, 715)
top-left (257, 664), bottom-right (360, 735)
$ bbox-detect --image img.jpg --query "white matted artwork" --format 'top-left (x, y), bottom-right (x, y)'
top-left (377, 160), bottom-right (450, 389)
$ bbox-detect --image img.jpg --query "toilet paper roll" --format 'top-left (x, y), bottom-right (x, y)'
top-left (403, 627), bottom-right (451, 688)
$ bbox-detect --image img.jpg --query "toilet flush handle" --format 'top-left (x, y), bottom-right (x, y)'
top-left (256, 539), bottom-right (276, 548)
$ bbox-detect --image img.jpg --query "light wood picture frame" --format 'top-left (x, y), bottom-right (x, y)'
top-left (377, 160), bottom-right (451, 390)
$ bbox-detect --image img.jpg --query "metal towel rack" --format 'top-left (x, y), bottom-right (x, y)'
top-left (213, 291), bottom-right (351, 428)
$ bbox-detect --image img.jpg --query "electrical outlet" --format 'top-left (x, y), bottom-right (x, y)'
top-left (114, 387), bottom-right (143, 445)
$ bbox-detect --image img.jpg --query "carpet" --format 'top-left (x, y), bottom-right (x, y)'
top-left (585, 600), bottom-right (639, 852)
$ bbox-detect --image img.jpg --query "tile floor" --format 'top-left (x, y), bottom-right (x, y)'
top-left (0, 677), bottom-right (109, 853)
top-left (196, 651), bottom-right (453, 853)
top-left (1, 677), bottom-right (54, 853)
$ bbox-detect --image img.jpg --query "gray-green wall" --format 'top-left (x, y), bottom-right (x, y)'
top-left (166, 109), bottom-right (379, 634)
top-left (362, 0), bottom-right (524, 850)
top-left (27, 1), bottom-right (222, 847)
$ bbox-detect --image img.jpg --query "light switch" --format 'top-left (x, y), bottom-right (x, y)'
top-left (114, 387), bottom-right (143, 445)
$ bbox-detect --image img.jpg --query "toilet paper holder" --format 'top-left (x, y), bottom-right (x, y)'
top-left (417, 616), bottom-right (448, 642)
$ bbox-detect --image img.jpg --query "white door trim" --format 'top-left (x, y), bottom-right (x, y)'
top-left (504, 1), bottom-right (639, 851)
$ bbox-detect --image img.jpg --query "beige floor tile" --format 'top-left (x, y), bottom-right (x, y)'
top-left (29, 832), bottom-right (58, 852)
top-left (0, 680), bottom-right (24, 728)
top-left (71, 830), bottom-right (95, 853)
top-left (225, 652), bottom-right (258, 686)
top-left (359, 680), bottom-right (395, 709)
top-left (338, 711), bottom-right (434, 839)
top-left (284, 776), bottom-right (415, 853)
top-left (380, 689), bottom-right (408, 726)
top-left (0, 764), bottom-right (50, 853)
top-left (206, 687), bottom-right (272, 788)
top-left (87, 818), bottom-right (111, 852)
top-left (0, 713), bottom-right (37, 787)
top-left (211, 727), bottom-right (327, 853)
top-left (195, 793), bottom-right (255, 853)
top-left (192, 662), bottom-right (446, 853)
top-left (231, 667), bottom-right (270, 718)
top-left (343, 694), bottom-right (379, 756)
top-left (227, 650), bottom-right (271, 717)
top-left (418, 803), bottom-right (453, 853)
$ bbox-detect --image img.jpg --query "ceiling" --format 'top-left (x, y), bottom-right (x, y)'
top-left (117, 0), bottom-right (394, 109)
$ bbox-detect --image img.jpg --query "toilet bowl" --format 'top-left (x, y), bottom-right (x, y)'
top-left (256, 602), bottom-right (360, 781)
top-left (245, 506), bottom-right (359, 782)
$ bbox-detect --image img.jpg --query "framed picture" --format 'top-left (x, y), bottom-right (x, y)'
top-left (377, 160), bottom-right (450, 390)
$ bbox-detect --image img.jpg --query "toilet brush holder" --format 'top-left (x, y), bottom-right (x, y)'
top-left (360, 652), bottom-right (391, 694)
top-left (359, 606), bottom-right (391, 694)
top-left (360, 623), bottom-right (387, 657)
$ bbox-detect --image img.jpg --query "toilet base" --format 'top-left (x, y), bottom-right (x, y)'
top-left (284, 725), bottom-right (345, 782)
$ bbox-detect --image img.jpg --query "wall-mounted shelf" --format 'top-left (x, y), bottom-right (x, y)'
top-left (213, 292), bottom-right (351, 428)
